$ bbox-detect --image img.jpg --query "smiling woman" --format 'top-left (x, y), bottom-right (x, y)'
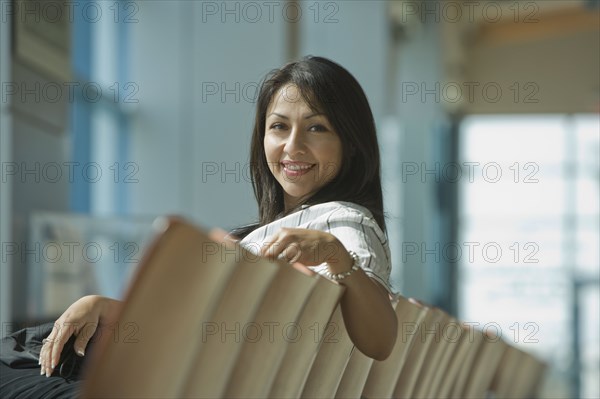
top-left (264, 84), bottom-right (343, 211)
top-left (236, 56), bottom-right (397, 360)
top-left (248, 56), bottom-right (387, 232)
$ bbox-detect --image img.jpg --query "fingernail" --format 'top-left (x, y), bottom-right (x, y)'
top-left (40, 368), bottom-right (44, 375)
top-left (46, 370), bottom-right (51, 378)
top-left (76, 349), bottom-right (85, 357)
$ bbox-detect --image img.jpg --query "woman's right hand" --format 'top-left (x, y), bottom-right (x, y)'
top-left (39, 295), bottom-right (122, 377)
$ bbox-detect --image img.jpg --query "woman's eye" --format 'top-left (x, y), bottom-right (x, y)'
top-left (309, 124), bottom-right (328, 132)
top-left (270, 123), bottom-right (286, 130)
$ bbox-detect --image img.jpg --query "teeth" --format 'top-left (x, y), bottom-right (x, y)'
top-left (285, 164), bottom-right (312, 171)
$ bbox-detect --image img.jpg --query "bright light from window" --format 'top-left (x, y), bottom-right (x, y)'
top-left (459, 114), bottom-right (599, 398)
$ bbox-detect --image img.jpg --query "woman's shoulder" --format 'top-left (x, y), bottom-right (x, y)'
top-left (302, 200), bottom-right (372, 218)
top-left (301, 201), bottom-right (381, 230)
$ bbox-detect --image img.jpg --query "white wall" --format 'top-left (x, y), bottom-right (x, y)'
top-left (395, 21), bottom-right (448, 302)
top-left (128, 3), bottom-right (190, 219)
top-left (190, 2), bottom-right (286, 230)
top-left (299, 1), bottom-right (389, 121)
top-left (128, 1), bottom-right (286, 230)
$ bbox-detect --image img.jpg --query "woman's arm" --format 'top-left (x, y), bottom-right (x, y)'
top-left (260, 228), bottom-right (398, 360)
top-left (325, 249), bottom-right (397, 360)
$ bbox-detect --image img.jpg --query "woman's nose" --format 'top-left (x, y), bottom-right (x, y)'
top-left (283, 128), bottom-right (306, 156)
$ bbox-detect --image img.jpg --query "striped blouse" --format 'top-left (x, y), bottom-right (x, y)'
top-left (238, 201), bottom-right (392, 293)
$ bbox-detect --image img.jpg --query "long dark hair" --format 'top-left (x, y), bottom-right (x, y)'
top-left (235, 56), bottom-right (386, 238)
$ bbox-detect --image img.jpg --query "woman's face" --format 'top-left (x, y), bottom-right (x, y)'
top-left (264, 84), bottom-right (343, 211)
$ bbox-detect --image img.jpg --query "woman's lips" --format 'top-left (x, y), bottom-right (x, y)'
top-left (281, 162), bottom-right (315, 177)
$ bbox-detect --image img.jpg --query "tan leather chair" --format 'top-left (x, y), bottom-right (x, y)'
top-left (461, 329), bottom-right (507, 399)
top-left (300, 305), bottom-right (355, 398)
top-left (269, 276), bottom-right (345, 398)
top-left (80, 218), bottom-right (546, 399)
top-left (361, 297), bottom-right (427, 398)
top-left (393, 303), bottom-right (448, 398)
top-left (82, 219), bottom-right (243, 398)
top-left (436, 323), bottom-right (482, 398)
top-left (411, 309), bottom-right (456, 398)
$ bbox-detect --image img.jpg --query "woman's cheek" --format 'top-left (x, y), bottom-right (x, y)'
top-left (263, 135), bottom-right (279, 164)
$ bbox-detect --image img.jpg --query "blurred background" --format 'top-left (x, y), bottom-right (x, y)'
top-left (0, 0), bottom-right (598, 397)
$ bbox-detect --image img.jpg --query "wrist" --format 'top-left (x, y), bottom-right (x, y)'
top-left (94, 296), bottom-right (122, 324)
top-left (326, 250), bottom-right (360, 282)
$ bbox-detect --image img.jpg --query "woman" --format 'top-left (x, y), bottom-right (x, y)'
top-left (2, 56), bottom-right (398, 396)
top-left (236, 55), bottom-right (397, 360)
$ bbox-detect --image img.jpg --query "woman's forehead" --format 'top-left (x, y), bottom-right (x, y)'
top-left (267, 84), bottom-right (322, 115)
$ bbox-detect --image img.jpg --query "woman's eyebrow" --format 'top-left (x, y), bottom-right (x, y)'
top-left (304, 113), bottom-right (324, 119)
top-left (267, 112), bottom-right (288, 119)
top-left (267, 112), bottom-right (324, 120)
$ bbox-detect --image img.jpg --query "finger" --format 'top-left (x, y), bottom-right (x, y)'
top-left (267, 232), bottom-right (300, 262)
top-left (282, 242), bottom-right (302, 264)
top-left (50, 322), bottom-right (78, 374)
top-left (291, 262), bottom-right (315, 276)
top-left (40, 323), bottom-right (60, 376)
top-left (209, 228), bottom-right (239, 244)
top-left (41, 337), bottom-right (58, 377)
top-left (74, 322), bottom-right (98, 357)
top-left (40, 342), bottom-right (48, 375)
top-left (208, 228), bottom-right (228, 242)
top-left (268, 241), bottom-right (288, 261)
top-left (259, 235), bottom-right (279, 260)
top-left (39, 339), bottom-right (49, 375)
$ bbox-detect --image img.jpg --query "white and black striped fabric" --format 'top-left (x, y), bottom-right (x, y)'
top-left (239, 201), bottom-right (392, 293)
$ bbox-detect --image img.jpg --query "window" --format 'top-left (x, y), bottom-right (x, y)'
top-left (71, 0), bottom-right (136, 216)
top-left (459, 114), bottom-right (599, 398)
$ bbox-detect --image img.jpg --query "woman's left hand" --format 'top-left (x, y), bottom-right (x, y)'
top-left (259, 228), bottom-right (353, 273)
